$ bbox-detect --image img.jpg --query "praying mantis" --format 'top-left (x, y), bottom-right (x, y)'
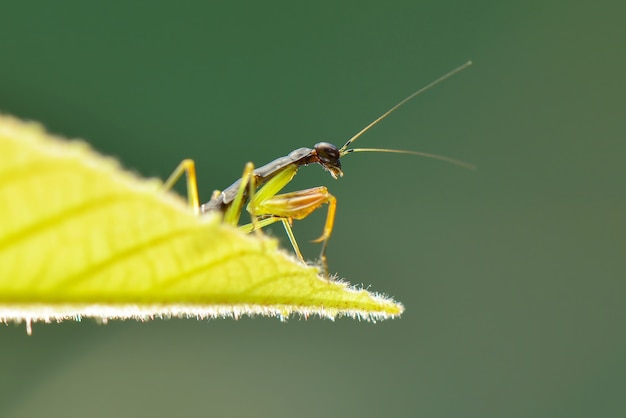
top-left (164, 61), bottom-right (474, 276)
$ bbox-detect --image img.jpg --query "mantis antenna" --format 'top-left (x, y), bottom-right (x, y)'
top-left (343, 148), bottom-right (475, 170)
top-left (338, 60), bottom-right (474, 170)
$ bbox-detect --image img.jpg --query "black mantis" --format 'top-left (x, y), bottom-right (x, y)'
top-left (164, 61), bottom-right (474, 276)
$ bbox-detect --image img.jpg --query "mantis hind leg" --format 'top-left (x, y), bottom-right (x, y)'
top-left (162, 159), bottom-right (201, 214)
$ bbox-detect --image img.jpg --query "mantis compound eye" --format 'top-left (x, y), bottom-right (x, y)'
top-left (314, 142), bottom-right (341, 165)
top-left (314, 142), bottom-right (343, 179)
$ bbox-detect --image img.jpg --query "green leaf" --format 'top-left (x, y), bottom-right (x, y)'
top-left (0, 114), bottom-right (403, 333)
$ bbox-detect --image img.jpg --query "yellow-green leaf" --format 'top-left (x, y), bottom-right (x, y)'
top-left (0, 114), bottom-right (403, 333)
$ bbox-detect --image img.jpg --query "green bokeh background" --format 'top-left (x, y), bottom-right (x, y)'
top-left (1, 1), bottom-right (625, 417)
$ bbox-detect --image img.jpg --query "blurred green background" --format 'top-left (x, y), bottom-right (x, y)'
top-left (1, 1), bottom-right (625, 417)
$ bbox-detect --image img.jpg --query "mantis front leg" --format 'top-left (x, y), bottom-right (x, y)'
top-left (243, 164), bottom-right (338, 274)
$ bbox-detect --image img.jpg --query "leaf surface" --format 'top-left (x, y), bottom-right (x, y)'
top-left (0, 114), bottom-right (403, 332)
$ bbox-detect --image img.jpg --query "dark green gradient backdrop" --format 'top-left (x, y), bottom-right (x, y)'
top-left (1, 2), bottom-right (625, 417)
